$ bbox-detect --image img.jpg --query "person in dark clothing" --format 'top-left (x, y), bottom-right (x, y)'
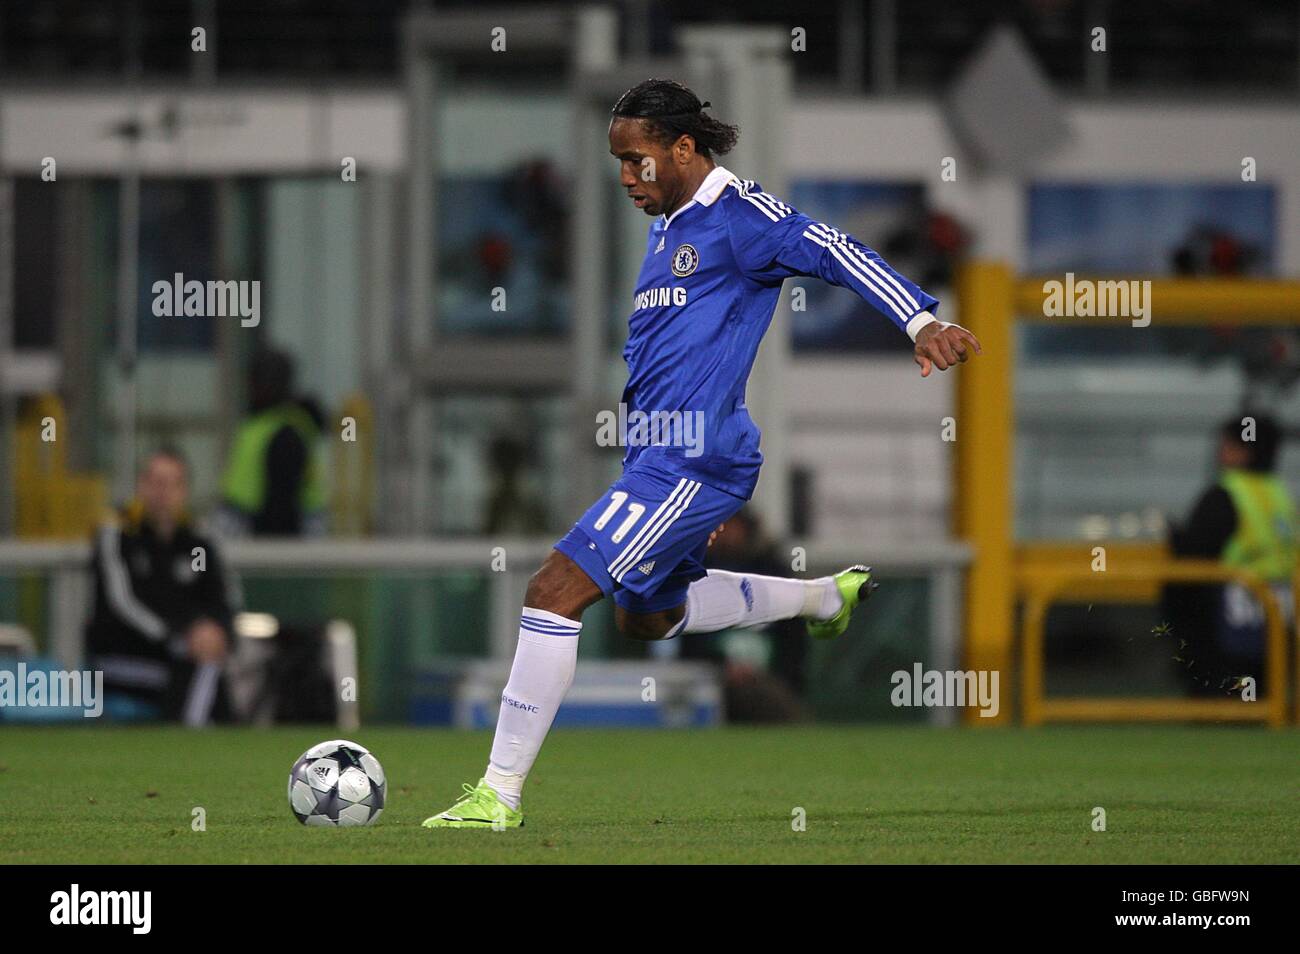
top-left (483, 434), bottom-right (548, 534)
top-left (218, 349), bottom-right (326, 537)
top-left (1164, 413), bottom-right (1296, 694)
top-left (87, 449), bottom-right (239, 725)
top-left (678, 509), bottom-right (809, 721)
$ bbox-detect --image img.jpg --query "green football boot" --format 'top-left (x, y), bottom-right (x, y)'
top-left (805, 565), bottom-right (878, 640)
top-left (422, 779), bottom-right (524, 829)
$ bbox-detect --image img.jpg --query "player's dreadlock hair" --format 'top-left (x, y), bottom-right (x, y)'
top-left (610, 78), bottom-right (740, 158)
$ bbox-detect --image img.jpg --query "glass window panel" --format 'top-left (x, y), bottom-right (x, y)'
top-left (137, 179), bottom-right (219, 351)
top-left (433, 85), bottom-right (572, 337)
top-left (13, 178), bottom-right (58, 349)
top-left (430, 394), bottom-right (571, 535)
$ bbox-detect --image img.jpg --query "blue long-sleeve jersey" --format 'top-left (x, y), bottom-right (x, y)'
top-left (619, 165), bottom-right (939, 499)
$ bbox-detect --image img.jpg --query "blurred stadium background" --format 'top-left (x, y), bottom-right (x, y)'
top-left (2, 0), bottom-right (1300, 730)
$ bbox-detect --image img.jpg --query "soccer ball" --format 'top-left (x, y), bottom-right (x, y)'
top-left (288, 739), bottom-right (386, 827)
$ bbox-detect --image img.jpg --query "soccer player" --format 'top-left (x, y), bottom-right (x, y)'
top-left (425, 79), bottom-right (981, 828)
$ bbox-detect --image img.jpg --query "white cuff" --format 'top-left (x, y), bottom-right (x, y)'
top-left (906, 310), bottom-right (941, 342)
top-left (906, 312), bottom-right (970, 344)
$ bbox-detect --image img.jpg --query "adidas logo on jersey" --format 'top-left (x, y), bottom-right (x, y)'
top-left (637, 561), bottom-right (656, 576)
top-left (655, 236), bottom-right (665, 254)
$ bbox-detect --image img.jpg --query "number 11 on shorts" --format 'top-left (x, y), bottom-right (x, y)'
top-left (592, 491), bottom-right (646, 544)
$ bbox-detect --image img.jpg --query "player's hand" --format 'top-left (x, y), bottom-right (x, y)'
top-left (187, 618), bottom-right (229, 664)
top-left (914, 323), bottom-right (981, 377)
top-left (707, 523), bottom-right (725, 549)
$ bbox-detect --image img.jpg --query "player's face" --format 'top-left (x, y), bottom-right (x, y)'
top-left (609, 118), bottom-right (684, 217)
top-left (137, 455), bottom-right (188, 527)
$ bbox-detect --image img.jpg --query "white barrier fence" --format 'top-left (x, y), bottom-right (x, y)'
top-left (0, 537), bottom-right (970, 723)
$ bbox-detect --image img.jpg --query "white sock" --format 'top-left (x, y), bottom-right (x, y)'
top-left (676, 569), bottom-right (842, 636)
top-left (484, 608), bottom-right (581, 809)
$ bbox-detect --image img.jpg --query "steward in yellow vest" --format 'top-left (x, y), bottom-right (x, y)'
top-left (218, 350), bottom-right (326, 536)
top-left (1167, 413), bottom-right (1295, 691)
top-left (1218, 468), bottom-right (1297, 584)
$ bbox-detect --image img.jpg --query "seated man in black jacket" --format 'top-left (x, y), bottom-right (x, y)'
top-left (87, 448), bottom-right (239, 725)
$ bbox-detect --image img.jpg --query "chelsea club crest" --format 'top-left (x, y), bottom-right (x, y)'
top-left (671, 244), bottom-right (699, 277)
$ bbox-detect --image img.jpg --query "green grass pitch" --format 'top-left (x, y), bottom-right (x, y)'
top-left (2, 725), bottom-right (1296, 864)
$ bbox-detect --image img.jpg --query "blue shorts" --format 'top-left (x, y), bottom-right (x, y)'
top-left (555, 463), bottom-right (747, 614)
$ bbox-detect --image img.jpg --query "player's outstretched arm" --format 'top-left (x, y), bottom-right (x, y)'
top-left (726, 180), bottom-right (949, 346)
top-left (914, 321), bottom-right (982, 377)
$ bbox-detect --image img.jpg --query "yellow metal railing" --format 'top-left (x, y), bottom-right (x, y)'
top-left (1021, 561), bottom-right (1289, 728)
top-left (953, 262), bottom-right (1016, 723)
top-left (1015, 278), bottom-right (1300, 324)
top-left (1017, 541), bottom-right (1168, 604)
top-left (13, 394), bottom-right (108, 539)
top-left (955, 262), bottom-right (1300, 724)
top-left (330, 393), bottom-right (375, 536)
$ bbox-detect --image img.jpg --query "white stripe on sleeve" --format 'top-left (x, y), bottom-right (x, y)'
top-left (99, 526), bottom-right (169, 641)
